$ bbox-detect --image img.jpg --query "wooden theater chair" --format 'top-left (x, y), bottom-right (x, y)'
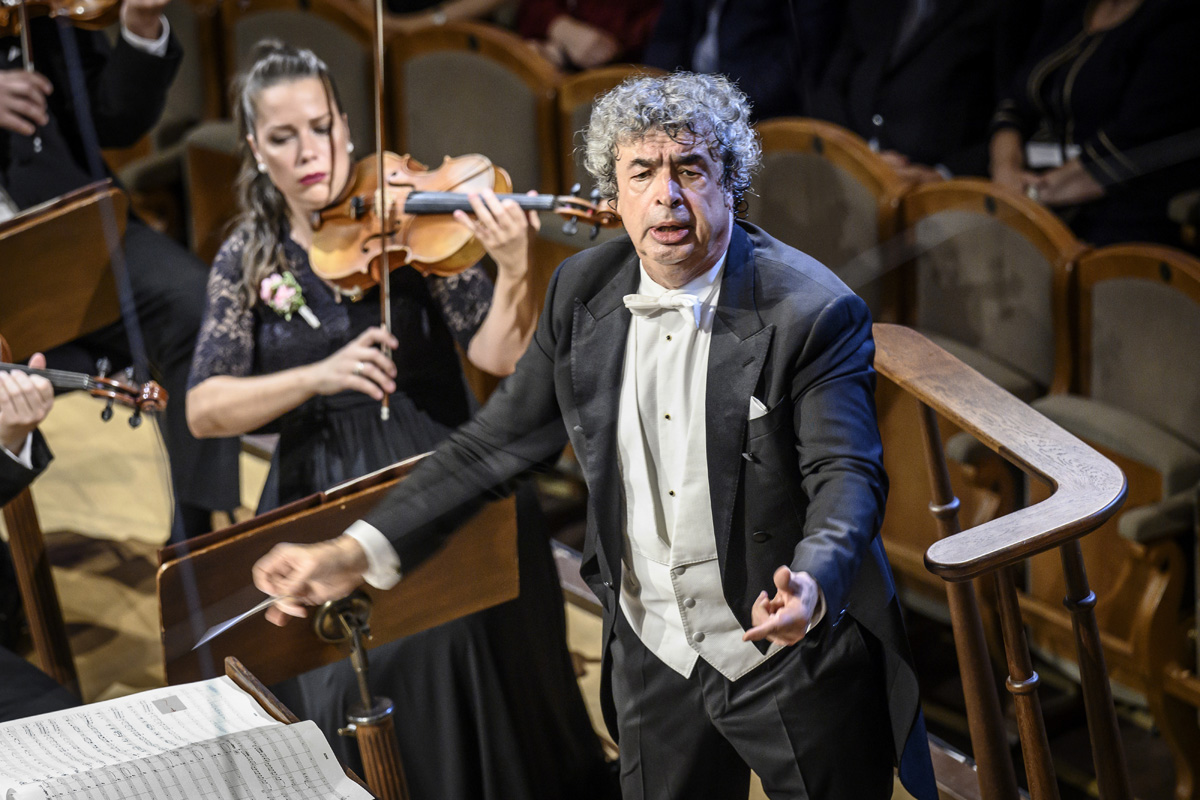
top-left (747, 118), bottom-right (910, 321)
top-left (878, 179), bottom-right (1086, 617)
top-left (1024, 243), bottom-right (1200, 799)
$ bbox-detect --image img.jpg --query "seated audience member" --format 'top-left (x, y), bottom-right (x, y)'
top-left (644, 0), bottom-right (840, 121)
top-left (383, 0), bottom-right (507, 30)
top-left (0, 354), bottom-right (76, 724)
top-left (990, 0), bottom-right (1200, 246)
top-left (0, 1), bottom-right (240, 539)
top-left (808, 0), bottom-right (1011, 182)
top-left (517, 0), bottom-right (662, 70)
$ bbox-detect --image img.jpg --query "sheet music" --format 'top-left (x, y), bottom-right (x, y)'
top-left (0, 677), bottom-right (278, 793)
top-left (8, 721), bottom-right (371, 800)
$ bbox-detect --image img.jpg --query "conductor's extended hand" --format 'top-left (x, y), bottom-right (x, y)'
top-left (742, 566), bottom-right (820, 647)
top-left (253, 536), bottom-right (369, 626)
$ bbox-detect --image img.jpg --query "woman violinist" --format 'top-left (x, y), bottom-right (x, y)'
top-left (186, 41), bottom-right (612, 800)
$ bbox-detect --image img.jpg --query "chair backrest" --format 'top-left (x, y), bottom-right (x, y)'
top-left (158, 0), bottom-right (225, 144)
top-left (747, 118), bottom-right (910, 320)
top-left (221, 0), bottom-right (376, 152)
top-left (901, 178), bottom-right (1087, 399)
top-left (388, 21), bottom-right (561, 194)
top-left (1077, 244), bottom-right (1200, 451)
top-left (555, 64), bottom-right (665, 196)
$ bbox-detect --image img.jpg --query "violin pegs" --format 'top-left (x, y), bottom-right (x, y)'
top-left (590, 187), bottom-right (601, 202)
top-left (562, 217), bottom-right (579, 236)
top-left (590, 224), bottom-right (601, 241)
top-left (123, 366), bottom-right (135, 381)
top-left (101, 399), bottom-right (115, 423)
top-left (128, 409), bottom-right (143, 429)
top-left (96, 357), bottom-right (112, 378)
top-left (570, 183), bottom-right (582, 196)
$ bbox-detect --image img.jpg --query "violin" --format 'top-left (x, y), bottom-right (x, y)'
top-left (309, 152), bottom-right (620, 296)
top-left (0, 336), bottom-right (167, 427)
top-left (0, 0), bottom-right (120, 39)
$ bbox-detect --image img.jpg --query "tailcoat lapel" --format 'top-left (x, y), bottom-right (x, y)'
top-left (571, 251), bottom-right (640, 582)
top-left (706, 226), bottom-right (773, 565)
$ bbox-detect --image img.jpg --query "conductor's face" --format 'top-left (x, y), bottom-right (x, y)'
top-left (614, 128), bottom-right (734, 289)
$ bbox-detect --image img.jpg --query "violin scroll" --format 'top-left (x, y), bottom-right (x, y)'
top-left (92, 358), bottom-right (167, 427)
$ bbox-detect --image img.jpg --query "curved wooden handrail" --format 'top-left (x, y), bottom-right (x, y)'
top-left (872, 323), bottom-right (1126, 581)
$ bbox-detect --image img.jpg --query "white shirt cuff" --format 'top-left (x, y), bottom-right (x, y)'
top-left (344, 520), bottom-right (402, 590)
top-left (807, 585), bottom-right (826, 633)
top-left (3, 433), bottom-right (34, 470)
top-left (121, 16), bottom-right (171, 57)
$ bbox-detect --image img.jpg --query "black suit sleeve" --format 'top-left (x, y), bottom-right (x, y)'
top-left (37, 22), bottom-right (183, 152)
top-left (362, 267), bottom-right (571, 566)
top-left (79, 29), bottom-right (183, 149)
top-left (786, 293), bottom-right (887, 618)
top-left (0, 431), bottom-right (52, 507)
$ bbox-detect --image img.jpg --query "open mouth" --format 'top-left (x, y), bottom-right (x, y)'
top-left (650, 223), bottom-right (689, 244)
top-left (300, 172), bottom-right (327, 186)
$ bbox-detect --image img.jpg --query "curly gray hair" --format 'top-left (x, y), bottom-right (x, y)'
top-left (583, 71), bottom-right (761, 210)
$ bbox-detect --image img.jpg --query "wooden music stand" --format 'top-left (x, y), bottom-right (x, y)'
top-left (157, 453), bottom-right (519, 800)
top-left (0, 181), bottom-right (127, 362)
top-left (225, 655), bottom-right (374, 795)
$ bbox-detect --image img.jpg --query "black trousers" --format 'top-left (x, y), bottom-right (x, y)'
top-left (62, 219), bottom-right (240, 529)
top-left (610, 607), bottom-right (894, 800)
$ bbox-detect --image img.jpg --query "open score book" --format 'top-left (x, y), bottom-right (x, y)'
top-left (0, 676), bottom-right (372, 800)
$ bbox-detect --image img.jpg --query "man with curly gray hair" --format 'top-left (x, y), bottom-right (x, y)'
top-left (251, 72), bottom-right (936, 800)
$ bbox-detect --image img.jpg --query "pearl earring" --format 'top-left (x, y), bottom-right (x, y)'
top-left (256, 160), bottom-right (267, 173)
top-left (347, 141), bottom-right (355, 154)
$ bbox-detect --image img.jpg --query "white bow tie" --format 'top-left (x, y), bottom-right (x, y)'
top-left (623, 290), bottom-right (701, 327)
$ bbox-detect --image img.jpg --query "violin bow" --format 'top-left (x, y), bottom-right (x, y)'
top-left (372, 0), bottom-right (391, 421)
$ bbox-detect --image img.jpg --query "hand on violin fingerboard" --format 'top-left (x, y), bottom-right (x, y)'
top-left (0, 353), bottom-right (53, 455)
top-left (452, 189), bottom-right (540, 282)
top-left (0, 69), bottom-right (52, 136)
top-left (120, 0), bottom-right (169, 42)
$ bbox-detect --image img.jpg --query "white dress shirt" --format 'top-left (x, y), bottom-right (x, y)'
top-left (2, 434), bottom-right (34, 470)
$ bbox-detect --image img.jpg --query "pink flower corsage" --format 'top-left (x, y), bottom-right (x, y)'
top-left (260, 272), bottom-right (320, 329)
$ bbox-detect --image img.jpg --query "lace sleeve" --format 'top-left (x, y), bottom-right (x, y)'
top-left (187, 232), bottom-right (256, 390)
top-left (425, 263), bottom-right (493, 350)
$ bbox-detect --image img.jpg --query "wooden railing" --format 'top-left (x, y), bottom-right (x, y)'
top-left (874, 324), bottom-right (1130, 800)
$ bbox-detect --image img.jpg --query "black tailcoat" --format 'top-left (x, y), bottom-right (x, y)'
top-left (362, 222), bottom-right (937, 799)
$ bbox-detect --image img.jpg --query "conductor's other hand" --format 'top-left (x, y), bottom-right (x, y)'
top-left (0, 69), bottom-right (52, 136)
top-left (742, 566), bottom-right (820, 647)
top-left (308, 325), bottom-right (399, 401)
top-left (120, 0), bottom-right (169, 41)
top-left (0, 353), bottom-right (54, 455)
top-left (253, 536), bottom-right (370, 626)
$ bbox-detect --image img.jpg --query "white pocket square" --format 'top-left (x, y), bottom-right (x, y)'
top-left (748, 396), bottom-right (769, 421)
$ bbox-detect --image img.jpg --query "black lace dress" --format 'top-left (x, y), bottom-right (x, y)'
top-left (189, 230), bottom-right (611, 800)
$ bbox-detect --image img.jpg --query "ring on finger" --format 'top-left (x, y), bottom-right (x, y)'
top-left (353, 361), bottom-right (365, 377)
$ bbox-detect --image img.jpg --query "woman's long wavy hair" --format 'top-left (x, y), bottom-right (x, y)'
top-left (231, 40), bottom-right (344, 306)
